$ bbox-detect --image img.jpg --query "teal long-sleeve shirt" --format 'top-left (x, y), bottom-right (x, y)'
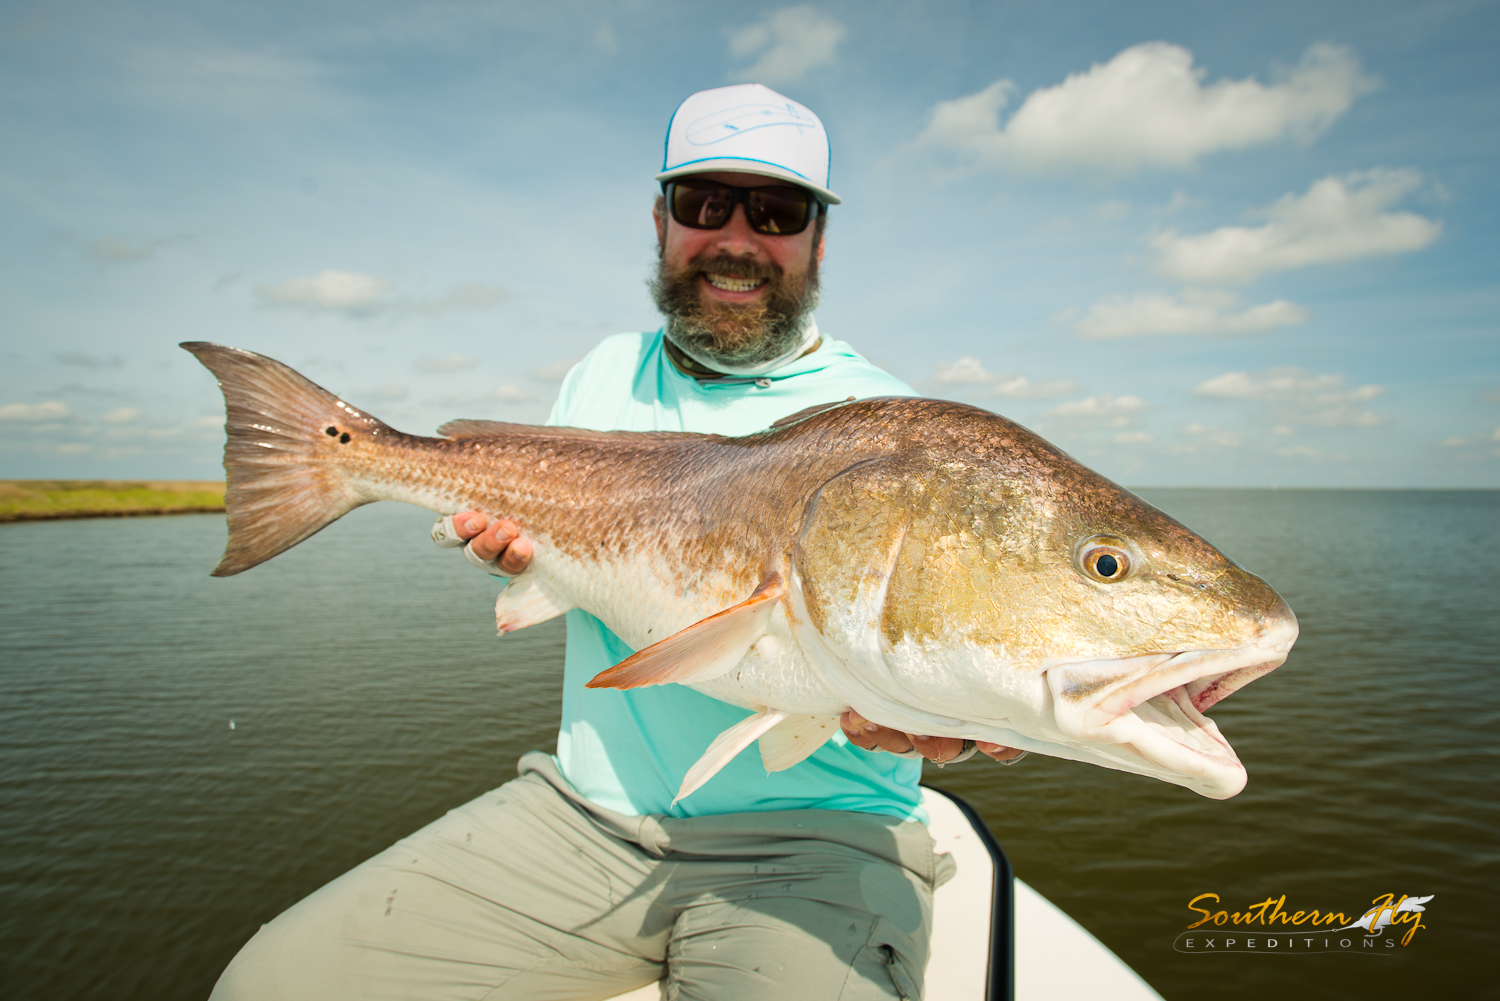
top-left (543, 323), bottom-right (927, 820)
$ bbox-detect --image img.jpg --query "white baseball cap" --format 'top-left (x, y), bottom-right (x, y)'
top-left (656, 84), bottom-right (841, 205)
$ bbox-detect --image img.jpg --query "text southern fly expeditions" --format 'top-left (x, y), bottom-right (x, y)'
top-left (1173, 892), bottom-right (1434, 953)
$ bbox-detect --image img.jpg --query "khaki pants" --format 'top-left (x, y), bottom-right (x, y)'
top-left (211, 753), bottom-right (952, 1001)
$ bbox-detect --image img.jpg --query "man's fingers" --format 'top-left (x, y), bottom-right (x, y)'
top-left (840, 712), bottom-right (967, 760)
top-left (840, 710), bottom-right (908, 753)
top-left (469, 519), bottom-right (518, 561)
top-left (453, 511), bottom-right (488, 541)
top-left (910, 734), bottom-right (965, 763)
top-left (976, 741), bottom-right (1027, 764)
top-left (497, 535), bottom-right (533, 576)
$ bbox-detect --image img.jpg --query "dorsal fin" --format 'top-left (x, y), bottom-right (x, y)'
top-left (769, 397), bottom-right (856, 428)
top-left (437, 420), bottom-right (697, 441)
top-left (438, 420), bottom-right (620, 439)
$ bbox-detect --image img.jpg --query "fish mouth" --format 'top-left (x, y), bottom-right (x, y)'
top-left (1044, 614), bottom-right (1298, 799)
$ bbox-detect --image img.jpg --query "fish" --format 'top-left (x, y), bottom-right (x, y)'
top-left (183, 341), bottom-right (1298, 802)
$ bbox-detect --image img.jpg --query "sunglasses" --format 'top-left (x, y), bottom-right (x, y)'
top-left (665, 179), bottom-right (825, 236)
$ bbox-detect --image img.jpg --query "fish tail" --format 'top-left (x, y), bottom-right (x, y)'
top-left (182, 341), bottom-right (379, 576)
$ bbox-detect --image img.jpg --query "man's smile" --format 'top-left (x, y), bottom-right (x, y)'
top-left (704, 273), bottom-right (769, 294)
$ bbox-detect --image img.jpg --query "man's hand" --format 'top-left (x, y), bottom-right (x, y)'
top-left (839, 710), bottom-right (1025, 764)
top-left (974, 741), bottom-right (1027, 764)
top-left (450, 510), bottom-right (533, 577)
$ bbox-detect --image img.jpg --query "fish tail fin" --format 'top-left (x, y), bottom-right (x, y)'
top-left (182, 341), bottom-right (380, 576)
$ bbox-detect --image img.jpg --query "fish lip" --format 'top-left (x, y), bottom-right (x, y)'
top-left (1054, 612), bottom-right (1299, 731)
top-left (1042, 614), bottom-right (1298, 796)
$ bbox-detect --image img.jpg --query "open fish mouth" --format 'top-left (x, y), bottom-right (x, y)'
top-left (1045, 615), bottom-right (1299, 799)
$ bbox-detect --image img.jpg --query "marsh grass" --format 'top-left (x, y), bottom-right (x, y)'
top-left (0, 480), bottom-right (225, 522)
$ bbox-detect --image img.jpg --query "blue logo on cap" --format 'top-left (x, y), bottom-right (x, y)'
top-left (685, 102), bottom-right (816, 146)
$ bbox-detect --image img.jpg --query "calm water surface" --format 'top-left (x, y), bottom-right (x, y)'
top-left (1, 491), bottom-right (1496, 999)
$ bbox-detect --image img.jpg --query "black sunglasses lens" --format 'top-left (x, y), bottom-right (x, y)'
top-left (671, 183), bottom-right (732, 229)
top-left (746, 187), bottom-right (813, 235)
top-left (670, 181), bottom-right (815, 234)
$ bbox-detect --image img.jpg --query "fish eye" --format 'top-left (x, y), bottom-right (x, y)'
top-left (1076, 537), bottom-right (1133, 583)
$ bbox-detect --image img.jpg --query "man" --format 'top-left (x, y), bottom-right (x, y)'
top-left (212, 84), bottom-right (1018, 1001)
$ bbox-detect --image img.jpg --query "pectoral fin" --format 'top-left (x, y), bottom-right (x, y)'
top-left (586, 573), bottom-right (784, 690)
top-left (674, 708), bottom-right (788, 805)
top-left (758, 714), bottom-right (841, 772)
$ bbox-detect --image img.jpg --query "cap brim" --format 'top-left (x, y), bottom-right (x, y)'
top-left (655, 159), bottom-right (841, 205)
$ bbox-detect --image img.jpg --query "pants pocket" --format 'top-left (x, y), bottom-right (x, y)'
top-left (863, 918), bottom-right (925, 1001)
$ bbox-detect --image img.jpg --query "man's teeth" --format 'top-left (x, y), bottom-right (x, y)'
top-left (706, 274), bottom-right (767, 292)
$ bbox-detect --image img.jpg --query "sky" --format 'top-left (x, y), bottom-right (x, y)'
top-left (2, 0), bottom-right (1497, 487)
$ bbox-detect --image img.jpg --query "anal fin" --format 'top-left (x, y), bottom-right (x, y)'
top-left (674, 708), bottom-right (788, 805)
top-left (758, 714), bottom-right (840, 772)
top-left (494, 574), bottom-right (573, 633)
top-left (586, 573), bottom-right (784, 690)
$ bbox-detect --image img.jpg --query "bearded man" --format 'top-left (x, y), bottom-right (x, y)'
top-left (212, 84), bottom-right (1018, 1001)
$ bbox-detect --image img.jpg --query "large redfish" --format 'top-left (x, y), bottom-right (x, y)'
top-left (184, 342), bottom-right (1297, 802)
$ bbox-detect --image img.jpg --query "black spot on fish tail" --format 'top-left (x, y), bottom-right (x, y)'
top-left (339, 432), bottom-right (350, 443)
top-left (182, 341), bottom-right (385, 576)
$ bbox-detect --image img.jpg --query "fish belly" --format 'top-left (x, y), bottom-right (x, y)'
top-left (526, 537), bottom-right (844, 716)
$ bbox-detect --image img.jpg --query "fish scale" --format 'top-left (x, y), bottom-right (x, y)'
top-left (184, 341), bottom-right (1298, 803)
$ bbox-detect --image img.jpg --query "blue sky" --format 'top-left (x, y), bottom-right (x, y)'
top-left (2, 0), bottom-right (1496, 486)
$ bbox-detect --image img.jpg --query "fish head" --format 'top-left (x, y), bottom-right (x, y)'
top-left (792, 407), bottom-right (1297, 799)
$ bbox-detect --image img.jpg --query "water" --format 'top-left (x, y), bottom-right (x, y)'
top-left (0, 493), bottom-right (1495, 1000)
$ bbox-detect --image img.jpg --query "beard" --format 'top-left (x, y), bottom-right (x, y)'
top-left (649, 248), bottom-right (821, 373)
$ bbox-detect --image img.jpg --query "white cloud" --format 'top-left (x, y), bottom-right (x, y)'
top-left (930, 356), bottom-right (1000, 386)
top-left (993, 375), bottom-right (1079, 400)
top-left (491, 384), bottom-right (536, 403)
top-left (408, 283), bottom-right (506, 314)
top-left (530, 358), bottom-right (581, 383)
top-left (0, 401), bottom-right (73, 422)
top-left (414, 354), bottom-right (479, 374)
top-left (927, 357), bottom-right (1078, 399)
top-left (1177, 424), bottom-right (1243, 451)
top-left (917, 42), bottom-right (1373, 172)
top-left (1440, 428), bottom-right (1500, 448)
top-left (1152, 170), bottom-right (1442, 284)
top-left (727, 6), bottom-right (845, 85)
top-left (100, 406), bottom-right (142, 424)
top-left (1075, 289), bottom-right (1308, 338)
top-left (1275, 444), bottom-right (1348, 462)
top-left (1194, 367), bottom-right (1386, 427)
top-left (125, 45), bottom-right (342, 121)
top-left (366, 384), bottom-right (408, 402)
top-left (1046, 393), bottom-right (1150, 427)
top-left (254, 271), bottom-right (505, 318)
top-left (256, 270), bottom-right (391, 314)
top-left (1114, 431), bottom-right (1154, 445)
top-left (85, 234), bottom-right (186, 264)
top-left (56, 351), bottom-right (123, 369)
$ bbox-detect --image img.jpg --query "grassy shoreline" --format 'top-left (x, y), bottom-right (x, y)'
top-left (0, 480), bottom-right (226, 523)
